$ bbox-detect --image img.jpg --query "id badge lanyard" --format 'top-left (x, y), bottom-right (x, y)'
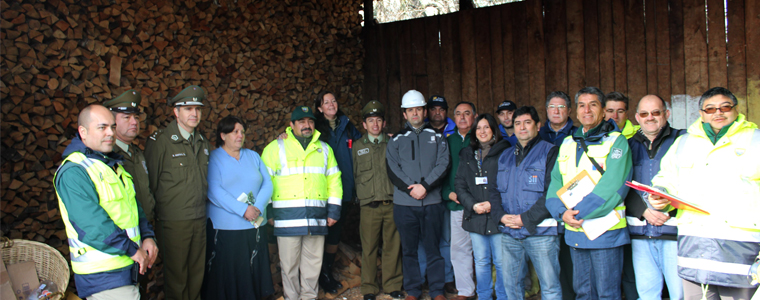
top-left (474, 149), bottom-right (488, 185)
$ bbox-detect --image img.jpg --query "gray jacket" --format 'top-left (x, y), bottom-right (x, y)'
top-left (386, 122), bottom-right (450, 206)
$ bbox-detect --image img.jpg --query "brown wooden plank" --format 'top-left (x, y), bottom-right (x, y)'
top-left (544, 0), bottom-right (568, 97)
top-left (625, 0), bottom-right (647, 113)
top-left (644, 0), bottom-right (658, 95)
top-left (525, 0), bottom-right (546, 108)
top-left (376, 24), bottom-right (389, 105)
top-left (655, 0), bottom-right (672, 99)
top-left (511, 2), bottom-right (530, 106)
top-left (460, 9), bottom-right (478, 106)
top-left (425, 16), bottom-right (443, 97)
top-left (598, 0), bottom-right (615, 93)
top-left (583, 0), bottom-right (600, 90)
top-left (727, 0), bottom-right (747, 115)
top-left (489, 7), bottom-right (505, 110)
top-left (566, 0), bottom-right (586, 98)
top-left (410, 18), bottom-right (428, 97)
top-left (363, 25), bottom-right (379, 105)
top-left (707, 0), bottom-right (728, 89)
top-left (501, 4), bottom-right (516, 102)
top-left (683, 0), bottom-right (708, 96)
top-left (474, 8), bottom-right (493, 115)
top-left (440, 13), bottom-right (462, 107)
top-left (399, 21), bottom-right (415, 101)
top-left (385, 22), bottom-right (402, 131)
top-left (747, 0), bottom-right (760, 122)
top-left (669, 0), bottom-right (686, 95)
top-left (612, 0), bottom-right (628, 94)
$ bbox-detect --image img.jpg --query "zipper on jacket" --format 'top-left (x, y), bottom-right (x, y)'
top-left (416, 133), bottom-right (423, 206)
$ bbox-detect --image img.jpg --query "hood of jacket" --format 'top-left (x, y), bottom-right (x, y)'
top-left (688, 113), bottom-right (757, 139)
top-left (63, 134), bottom-right (124, 168)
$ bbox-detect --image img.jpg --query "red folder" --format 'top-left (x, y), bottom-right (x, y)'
top-left (625, 181), bottom-right (710, 215)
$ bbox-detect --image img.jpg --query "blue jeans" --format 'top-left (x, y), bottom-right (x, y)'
top-left (418, 208), bottom-right (454, 283)
top-left (570, 246), bottom-right (623, 300)
top-left (631, 239), bottom-right (683, 300)
top-left (470, 233), bottom-right (507, 300)
top-left (502, 234), bottom-right (562, 300)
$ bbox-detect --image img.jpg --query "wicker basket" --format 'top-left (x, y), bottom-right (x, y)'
top-left (1, 238), bottom-right (69, 300)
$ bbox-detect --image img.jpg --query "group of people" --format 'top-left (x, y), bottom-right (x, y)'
top-left (53, 84), bottom-right (759, 300)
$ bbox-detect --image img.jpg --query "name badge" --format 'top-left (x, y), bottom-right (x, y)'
top-left (475, 177), bottom-right (488, 185)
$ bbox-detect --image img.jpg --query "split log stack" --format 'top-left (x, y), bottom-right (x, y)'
top-left (0, 0), bottom-right (365, 296)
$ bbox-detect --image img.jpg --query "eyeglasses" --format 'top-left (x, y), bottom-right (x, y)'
top-left (547, 104), bottom-right (566, 109)
top-left (637, 110), bottom-right (663, 118)
top-left (701, 105), bottom-right (734, 114)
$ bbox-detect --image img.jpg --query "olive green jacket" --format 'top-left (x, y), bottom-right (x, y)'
top-left (352, 133), bottom-right (394, 206)
top-left (113, 143), bottom-right (156, 221)
top-left (145, 120), bottom-right (210, 221)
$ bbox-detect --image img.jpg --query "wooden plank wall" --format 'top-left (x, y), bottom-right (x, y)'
top-left (362, 0), bottom-right (760, 132)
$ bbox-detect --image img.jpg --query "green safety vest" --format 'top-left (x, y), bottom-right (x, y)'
top-left (557, 132), bottom-right (627, 233)
top-left (54, 152), bottom-right (141, 274)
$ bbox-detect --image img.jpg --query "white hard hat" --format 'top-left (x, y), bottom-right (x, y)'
top-left (401, 90), bottom-right (426, 108)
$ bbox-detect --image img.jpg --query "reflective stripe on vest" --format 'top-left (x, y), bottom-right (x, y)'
top-left (274, 139), bottom-right (336, 176)
top-left (54, 152), bottom-right (140, 275)
top-left (678, 257), bottom-right (752, 276)
top-left (558, 133), bottom-right (627, 233)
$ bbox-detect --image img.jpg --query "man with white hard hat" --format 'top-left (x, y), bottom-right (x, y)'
top-left (386, 90), bottom-right (451, 300)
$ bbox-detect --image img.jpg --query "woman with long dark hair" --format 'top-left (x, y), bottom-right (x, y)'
top-left (455, 113), bottom-right (510, 300)
top-left (313, 91), bottom-right (362, 293)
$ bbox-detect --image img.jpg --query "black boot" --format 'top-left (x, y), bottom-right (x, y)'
top-left (319, 252), bottom-right (341, 293)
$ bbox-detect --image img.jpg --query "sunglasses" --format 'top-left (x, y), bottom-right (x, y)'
top-left (701, 105), bottom-right (734, 114)
top-left (637, 110), bottom-right (663, 118)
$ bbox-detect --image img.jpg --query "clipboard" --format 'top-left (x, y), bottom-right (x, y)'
top-left (625, 181), bottom-right (709, 215)
top-left (556, 170), bottom-right (622, 240)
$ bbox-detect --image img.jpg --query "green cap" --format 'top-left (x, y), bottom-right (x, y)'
top-left (170, 85), bottom-right (206, 106)
top-left (291, 106), bottom-right (316, 121)
top-left (104, 90), bottom-right (142, 113)
top-left (362, 100), bottom-right (385, 119)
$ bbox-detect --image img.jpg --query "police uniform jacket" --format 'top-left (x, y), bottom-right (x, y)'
top-left (352, 133), bottom-right (394, 206)
top-left (144, 119), bottom-right (210, 221)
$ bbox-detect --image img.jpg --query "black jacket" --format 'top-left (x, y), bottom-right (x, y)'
top-left (456, 140), bottom-right (510, 235)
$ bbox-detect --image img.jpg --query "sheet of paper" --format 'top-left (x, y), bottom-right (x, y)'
top-left (581, 210), bottom-right (621, 240)
top-left (558, 175), bottom-right (596, 208)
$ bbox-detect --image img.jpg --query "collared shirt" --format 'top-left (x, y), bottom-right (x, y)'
top-left (115, 139), bottom-right (131, 156)
top-left (177, 123), bottom-right (194, 140)
top-left (368, 134), bottom-right (382, 144)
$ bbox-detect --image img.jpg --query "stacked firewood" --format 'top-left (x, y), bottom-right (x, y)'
top-left (1, 0), bottom-right (365, 296)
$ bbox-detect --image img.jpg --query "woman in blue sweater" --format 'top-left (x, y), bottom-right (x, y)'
top-left (202, 116), bottom-right (274, 300)
top-left (313, 91), bottom-right (362, 293)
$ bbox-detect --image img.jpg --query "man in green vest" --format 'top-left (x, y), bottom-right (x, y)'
top-left (354, 101), bottom-right (404, 300)
top-left (545, 86), bottom-right (633, 299)
top-left (145, 86), bottom-right (211, 300)
top-left (104, 90), bottom-right (157, 298)
top-left (603, 92), bottom-right (639, 139)
top-left (55, 104), bottom-right (158, 299)
top-left (441, 101), bottom-right (477, 300)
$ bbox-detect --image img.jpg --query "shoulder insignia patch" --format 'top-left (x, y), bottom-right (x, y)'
top-left (610, 147), bottom-right (623, 159)
top-left (357, 148), bottom-right (369, 156)
top-left (171, 134), bottom-right (179, 141)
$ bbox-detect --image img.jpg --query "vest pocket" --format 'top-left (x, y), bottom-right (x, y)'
top-left (522, 168), bottom-right (545, 192)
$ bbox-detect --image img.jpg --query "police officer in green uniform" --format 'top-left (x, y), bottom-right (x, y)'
top-left (104, 90), bottom-right (157, 298)
top-left (145, 85), bottom-right (210, 300)
top-left (354, 101), bottom-right (404, 300)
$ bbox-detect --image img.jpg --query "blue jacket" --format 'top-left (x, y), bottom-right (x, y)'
top-left (321, 114), bottom-right (362, 203)
top-left (499, 124), bottom-right (518, 145)
top-left (491, 138), bottom-right (558, 239)
top-left (539, 118), bottom-right (578, 146)
top-left (427, 117), bottom-right (456, 137)
top-left (625, 125), bottom-right (683, 239)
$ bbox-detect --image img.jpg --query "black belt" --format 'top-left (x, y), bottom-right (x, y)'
top-left (368, 200), bottom-right (392, 208)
